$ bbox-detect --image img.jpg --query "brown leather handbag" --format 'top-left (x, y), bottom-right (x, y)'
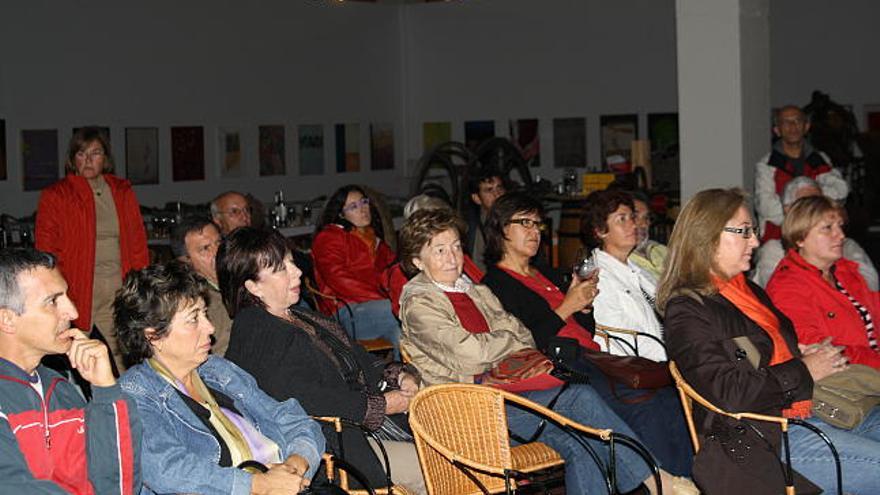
top-left (581, 347), bottom-right (672, 389)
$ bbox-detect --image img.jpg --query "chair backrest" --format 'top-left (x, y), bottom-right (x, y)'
top-left (408, 384), bottom-right (514, 495)
top-left (668, 360), bottom-right (702, 452)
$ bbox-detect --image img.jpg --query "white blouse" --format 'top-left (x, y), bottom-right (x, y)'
top-left (591, 248), bottom-right (667, 362)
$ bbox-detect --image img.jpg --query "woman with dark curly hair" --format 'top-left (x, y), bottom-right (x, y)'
top-left (581, 189), bottom-right (666, 361)
top-left (115, 261), bottom-right (324, 495)
top-left (311, 185), bottom-right (399, 350)
top-left (219, 227), bottom-right (426, 494)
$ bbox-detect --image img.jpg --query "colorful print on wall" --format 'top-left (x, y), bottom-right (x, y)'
top-left (647, 113), bottom-right (680, 191)
top-left (553, 117), bottom-right (587, 169)
top-left (600, 114), bottom-right (638, 168)
top-left (422, 122), bottom-right (451, 153)
top-left (218, 127), bottom-right (242, 178)
top-left (21, 129), bottom-right (58, 191)
top-left (171, 126), bottom-right (205, 182)
top-left (335, 123), bottom-right (360, 173)
top-left (125, 127), bottom-right (159, 185)
top-left (298, 125), bottom-right (325, 176)
top-left (464, 120), bottom-right (495, 152)
top-left (259, 125), bottom-right (285, 176)
top-left (0, 119), bottom-right (6, 181)
top-left (510, 118), bottom-right (540, 167)
top-left (370, 123), bottom-right (394, 171)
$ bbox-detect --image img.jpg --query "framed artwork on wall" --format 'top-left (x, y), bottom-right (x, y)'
top-left (370, 123), bottom-right (394, 171)
top-left (509, 118), bottom-right (540, 167)
top-left (218, 127), bottom-right (243, 178)
top-left (125, 127), bottom-right (159, 185)
top-left (335, 123), bottom-right (360, 173)
top-left (647, 113), bottom-right (680, 191)
top-left (298, 124), bottom-right (324, 176)
top-left (464, 120), bottom-right (495, 152)
top-left (423, 122), bottom-right (451, 153)
top-left (21, 129), bottom-right (59, 191)
top-left (0, 119), bottom-right (6, 181)
top-left (259, 125), bottom-right (285, 176)
top-left (600, 114), bottom-right (638, 167)
top-left (171, 126), bottom-right (205, 182)
top-left (553, 117), bottom-right (587, 169)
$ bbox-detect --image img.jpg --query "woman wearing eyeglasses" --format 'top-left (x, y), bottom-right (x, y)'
top-left (312, 185), bottom-right (400, 350)
top-left (767, 195), bottom-right (880, 369)
top-left (581, 189), bottom-right (666, 361)
top-left (36, 126), bottom-right (149, 373)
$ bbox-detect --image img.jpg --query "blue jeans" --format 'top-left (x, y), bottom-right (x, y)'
top-left (788, 406), bottom-right (880, 495)
top-left (510, 384), bottom-right (653, 494)
top-left (335, 299), bottom-right (401, 355)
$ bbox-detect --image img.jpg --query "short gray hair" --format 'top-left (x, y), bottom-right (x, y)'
top-left (0, 249), bottom-right (57, 315)
top-left (403, 194), bottom-right (451, 219)
top-left (782, 176), bottom-right (821, 207)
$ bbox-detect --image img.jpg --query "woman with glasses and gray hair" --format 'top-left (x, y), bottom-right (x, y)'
top-left (36, 126), bottom-right (149, 373)
top-left (312, 185), bottom-right (400, 351)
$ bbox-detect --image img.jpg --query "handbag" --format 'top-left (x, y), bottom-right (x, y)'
top-left (812, 364), bottom-right (880, 430)
top-left (475, 348), bottom-right (555, 385)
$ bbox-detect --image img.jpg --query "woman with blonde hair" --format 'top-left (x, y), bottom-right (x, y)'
top-left (658, 187), bottom-right (880, 494)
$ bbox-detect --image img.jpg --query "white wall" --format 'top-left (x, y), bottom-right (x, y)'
top-left (0, 0), bottom-right (406, 216)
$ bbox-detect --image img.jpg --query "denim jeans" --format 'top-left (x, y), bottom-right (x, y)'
top-left (569, 356), bottom-right (693, 476)
top-left (335, 299), bottom-right (401, 356)
top-left (510, 384), bottom-right (653, 494)
top-left (788, 406), bottom-right (880, 495)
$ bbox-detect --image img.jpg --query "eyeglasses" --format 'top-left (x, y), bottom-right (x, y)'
top-left (219, 206), bottom-right (251, 217)
top-left (75, 149), bottom-right (105, 161)
top-left (507, 218), bottom-right (547, 232)
top-left (722, 226), bottom-right (756, 239)
top-left (342, 197), bottom-right (370, 213)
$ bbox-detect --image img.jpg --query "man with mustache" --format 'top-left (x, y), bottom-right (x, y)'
top-left (0, 248), bottom-right (141, 494)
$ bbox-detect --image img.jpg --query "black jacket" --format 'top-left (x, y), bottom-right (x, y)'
top-left (225, 305), bottom-right (389, 487)
top-left (664, 282), bottom-right (818, 495)
top-left (482, 263), bottom-right (596, 352)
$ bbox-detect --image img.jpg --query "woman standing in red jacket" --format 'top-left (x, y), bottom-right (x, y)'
top-left (312, 185), bottom-right (400, 351)
top-left (767, 195), bottom-right (880, 368)
top-left (36, 127), bottom-right (149, 373)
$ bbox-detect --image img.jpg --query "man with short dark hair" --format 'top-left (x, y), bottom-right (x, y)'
top-left (210, 191), bottom-right (252, 236)
top-left (0, 248), bottom-right (140, 494)
top-left (755, 105), bottom-right (849, 242)
top-left (172, 217), bottom-right (232, 356)
top-left (464, 167), bottom-right (507, 271)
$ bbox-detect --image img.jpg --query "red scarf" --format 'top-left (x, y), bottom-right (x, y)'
top-left (713, 273), bottom-right (812, 418)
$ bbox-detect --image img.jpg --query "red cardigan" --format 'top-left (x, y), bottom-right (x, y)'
top-left (311, 224), bottom-right (396, 315)
top-left (767, 249), bottom-right (880, 368)
top-left (35, 174), bottom-right (149, 332)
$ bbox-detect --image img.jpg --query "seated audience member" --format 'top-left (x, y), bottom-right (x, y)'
top-left (172, 216), bottom-right (232, 356)
top-left (116, 261), bottom-right (323, 495)
top-left (767, 195), bottom-right (880, 368)
top-left (212, 191), bottom-right (253, 236)
top-left (0, 249), bottom-right (141, 494)
top-left (752, 177), bottom-right (878, 289)
top-left (629, 191), bottom-right (669, 283)
top-left (464, 165), bottom-right (507, 272)
top-left (312, 185), bottom-right (400, 349)
top-left (218, 228), bottom-right (426, 494)
top-left (398, 209), bottom-right (697, 495)
top-left (385, 194), bottom-right (483, 317)
top-left (481, 193), bottom-right (691, 476)
top-left (659, 187), bottom-right (880, 495)
top-left (582, 189), bottom-right (666, 361)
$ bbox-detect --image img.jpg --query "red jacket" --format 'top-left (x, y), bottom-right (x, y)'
top-left (311, 224), bottom-right (396, 315)
top-left (767, 249), bottom-right (880, 368)
top-left (35, 174), bottom-right (149, 331)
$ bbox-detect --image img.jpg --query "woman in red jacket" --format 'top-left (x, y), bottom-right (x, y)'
top-left (36, 127), bottom-right (149, 373)
top-left (767, 195), bottom-right (880, 368)
top-left (312, 185), bottom-right (400, 351)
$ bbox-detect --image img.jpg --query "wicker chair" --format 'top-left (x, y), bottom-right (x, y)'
top-left (669, 361), bottom-right (842, 495)
top-left (408, 383), bottom-right (660, 495)
top-left (313, 416), bottom-right (414, 495)
top-left (594, 323), bottom-right (667, 357)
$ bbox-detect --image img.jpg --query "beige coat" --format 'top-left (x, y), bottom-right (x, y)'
top-left (399, 273), bottom-right (535, 386)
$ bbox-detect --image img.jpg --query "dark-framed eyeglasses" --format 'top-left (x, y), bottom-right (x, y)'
top-left (507, 218), bottom-right (547, 232)
top-left (722, 226), bottom-right (756, 239)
